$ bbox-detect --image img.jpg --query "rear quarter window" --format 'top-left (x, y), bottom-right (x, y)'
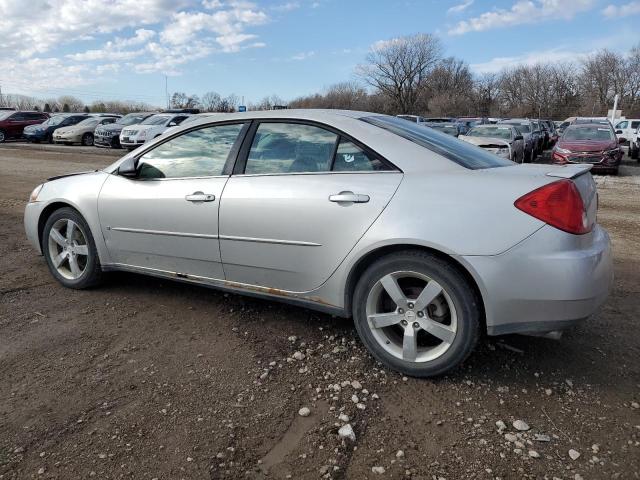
top-left (363, 115), bottom-right (513, 170)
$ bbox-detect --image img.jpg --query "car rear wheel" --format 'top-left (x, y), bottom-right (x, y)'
top-left (0, 129), bottom-right (6, 143)
top-left (81, 133), bottom-right (94, 146)
top-left (631, 144), bottom-right (638, 160)
top-left (42, 208), bottom-right (102, 289)
top-left (352, 251), bottom-right (480, 377)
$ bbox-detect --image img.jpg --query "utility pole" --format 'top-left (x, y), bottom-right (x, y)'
top-left (610, 94), bottom-right (619, 124)
top-left (165, 75), bottom-right (169, 109)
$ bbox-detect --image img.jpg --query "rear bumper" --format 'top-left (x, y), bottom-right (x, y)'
top-left (462, 224), bottom-right (613, 336)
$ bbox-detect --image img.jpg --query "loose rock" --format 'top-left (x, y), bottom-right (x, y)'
top-left (338, 424), bottom-right (356, 442)
top-left (298, 407), bottom-right (311, 417)
top-left (569, 449), bottom-right (581, 460)
top-left (513, 420), bottom-right (530, 431)
top-left (371, 466), bottom-right (386, 475)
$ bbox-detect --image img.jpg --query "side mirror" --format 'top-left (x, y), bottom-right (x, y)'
top-left (168, 121), bottom-right (177, 127)
top-left (514, 135), bottom-right (523, 141)
top-left (615, 129), bottom-right (623, 134)
top-left (118, 157), bottom-right (138, 177)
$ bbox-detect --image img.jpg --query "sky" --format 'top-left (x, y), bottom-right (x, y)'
top-left (0, 0), bottom-right (638, 107)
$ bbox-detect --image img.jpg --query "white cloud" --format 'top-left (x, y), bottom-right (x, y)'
top-left (160, 5), bottom-right (268, 51)
top-left (290, 51), bottom-right (315, 61)
top-left (272, 2), bottom-right (300, 12)
top-left (0, 0), bottom-right (183, 58)
top-left (602, 1), bottom-right (640, 18)
top-left (470, 48), bottom-right (591, 73)
top-left (448, 0), bottom-right (595, 35)
top-left (447, 0), bottom-right (473, 15)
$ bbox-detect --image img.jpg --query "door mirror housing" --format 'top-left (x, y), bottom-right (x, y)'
top-left (118, 157), bottom-right (138, 177)
top-left (514, 135), bottom-right (523, 141)
top-left (168, 121), bottom-right (177, 127)
top-left (615, 129), bottom-right (623, 134)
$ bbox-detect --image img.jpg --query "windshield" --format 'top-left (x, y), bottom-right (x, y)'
top-left (119, 113), bottom-right (149, 126)
top-left (0, 111), bottom-right (14, 121)
top-left (467, 126), bottom-right (512, 140)
top-left (563, 126), bottom-right (614, 141)
top-left (503, 122), bottom-right (530, 133)
top-left (75, 118), bottom-right (100, 127)
top-left (430, 124), bottom-right (458, 135)
top-left (141, 115), bottom-right (170, 126)
top-left (45, 115), bottom-right (68, 126)
top-left (363, 115), bottom-right (513, 169)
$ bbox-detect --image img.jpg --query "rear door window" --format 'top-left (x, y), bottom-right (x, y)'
top-left (363, 115), bottom-right (513, 169)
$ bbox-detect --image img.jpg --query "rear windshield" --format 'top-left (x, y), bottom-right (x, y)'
top-left (563, 126), bottom-right (614, 141)
top-left (363, 115), bottom-right (513, 169)
top-left (467, 126), bottom-right (513, 140)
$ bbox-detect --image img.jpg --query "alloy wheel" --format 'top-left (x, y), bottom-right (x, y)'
top-left (0, 130), bottom-right (5, 142)
top-left (365, 271), bottom-right (458, 363)
top-left (47, 218), bottom-right (89, 280)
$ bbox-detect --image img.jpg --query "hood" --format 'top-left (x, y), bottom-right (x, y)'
top-left (99, 122), bottom-right (125, 133)
top-left (124, 124), bottom-right (154, 134)
top-left (47, 170), bottom-right (96, 181)
top-left (460, 136), bottom-right (511, 147)
top-left (556, 139), bottom-right (617, 152)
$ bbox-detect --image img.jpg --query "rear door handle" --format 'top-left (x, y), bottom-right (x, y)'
top-left (329, 191), bottom-right (370, 203)
top-left (185, 191), bottom-right (215, 202)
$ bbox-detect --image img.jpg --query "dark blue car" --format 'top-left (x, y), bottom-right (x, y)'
top-left (23, 113), bottom-right (89, 143)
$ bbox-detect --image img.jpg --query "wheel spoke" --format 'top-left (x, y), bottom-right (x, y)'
top-left (74, 244), bottom-right (88, 256)
top-left (413, 280), bottom-right (443, 312)
top-left (53, 252), bottom-right (66, 268)
top-left (380, 274), bottom-right (408, 309)
top-left (402, 326), bottom-right (417, 361)
top-left (421, 317), bottom-right (455, 344)
top-left (368, 312), bottom-right (404, 329)
top-left (68, 255), bottom-right (81, 277)
top-left (50, 228), bottom-right (66, 247)
top-left (66, 220), bottom-right (76, 241)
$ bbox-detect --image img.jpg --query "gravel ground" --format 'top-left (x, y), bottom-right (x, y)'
top-left (0, 143), bottom-right (639, 480)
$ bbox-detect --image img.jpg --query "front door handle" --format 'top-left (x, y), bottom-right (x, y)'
top-left (329, 191), bottom-right (370, 203)
top-left (185, 191), bottom-right (215, 202)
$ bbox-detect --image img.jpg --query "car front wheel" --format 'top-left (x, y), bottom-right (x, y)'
top-left (352, 251), bottom-right (480, 377)
top-left (42, 207), bottom-right (102, 289)
top-left (81, 133), bottom-right (94, 146)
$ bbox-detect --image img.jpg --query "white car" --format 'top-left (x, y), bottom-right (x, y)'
top-left (613, 118), bottom-right (640, 145)
top-left (119, 113), bottom-right (191, 150)
top-left (163, 113), bottom-right (220, 136)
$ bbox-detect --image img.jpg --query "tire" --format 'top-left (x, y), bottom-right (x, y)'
top-left (352, 250), bottom-right (480, 378)
top-left (631, 145), bottom-right (638, 160)
top-left (46, 134), bottom-right (53, 144)
top-left (0, 129), bottom-right (6, 143)
top-left (42, 207), bottom-right (102, 289)
top-left (81, 133), bottom-right (94, 146)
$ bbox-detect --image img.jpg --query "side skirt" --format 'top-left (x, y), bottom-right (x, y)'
top-left (101, 263), bottom-right (348, 317)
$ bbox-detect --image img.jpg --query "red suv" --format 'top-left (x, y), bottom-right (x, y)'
top-left (0, 111), bottom-right (50, 142)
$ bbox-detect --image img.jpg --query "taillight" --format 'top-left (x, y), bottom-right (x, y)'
top-left (514, 180), bottom-right (591, 235)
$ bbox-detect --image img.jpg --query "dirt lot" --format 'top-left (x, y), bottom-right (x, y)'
top-left (0, 143), bottom-right (639, 480)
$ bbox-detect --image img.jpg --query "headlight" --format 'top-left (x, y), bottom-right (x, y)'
top-left (29, 184), bottom-right (43, 203)
top-left (554, 147), bottom-right (571, 154)
top-left (604, 148), bottom-right (620, 156)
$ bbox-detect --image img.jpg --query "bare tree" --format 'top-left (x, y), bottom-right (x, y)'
top-left (357, 33), bottom-right (442, 114)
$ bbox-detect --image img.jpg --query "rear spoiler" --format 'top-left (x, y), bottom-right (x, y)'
top-left (546, 164), bottom-right (593, 179)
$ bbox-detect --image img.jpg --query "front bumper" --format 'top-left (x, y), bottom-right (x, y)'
top-left (95, 133), bottom-right (120, 148)
top-left (120, 137), bottom-right (145, 149)
top-left (552, 152), bottom-right (622, 170)
top-left (24, 201), bottom-right (46, 255)
top-left (53, 132), bottom-right (82, 143)
top-left (24, 131), bottom-right (47, 141)
top-left (462, 224), bottom-right (613, 336)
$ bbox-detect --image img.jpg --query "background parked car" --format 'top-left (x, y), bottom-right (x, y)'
top-left (119, 113), bottom-right (191, 150)
top-left (459, 124), bottom-right (525, 162)
top-left (0, 110), bottom-right (49, 142)
top-left (94, 112), bottom-right (158, 149)
top-left (426, 122), bottom-right (460, 137)
top-left (498, 119), bottom-right (538, 161)
top-left (629, 127), bottom-right (640, 160)
top-left (541, 120), bottom-right (559, 147)
top-left (396, 115), bottom-right (429, 125)
top-left (23, 113), bottom-right (89, 143)
top-left (53, 116), bottom-right (119, 146)
top-left (163, 113), bottom-right (221, 136)
top-left (552, 123), bottom-right (623, 174)
top-left (613, 118), bottom-right (640, 145)
top-left (455, 117), bottom-right (488, 135)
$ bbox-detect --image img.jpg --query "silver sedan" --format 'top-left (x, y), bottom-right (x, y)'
top-left (24, 110), bottom-right (613, 377)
